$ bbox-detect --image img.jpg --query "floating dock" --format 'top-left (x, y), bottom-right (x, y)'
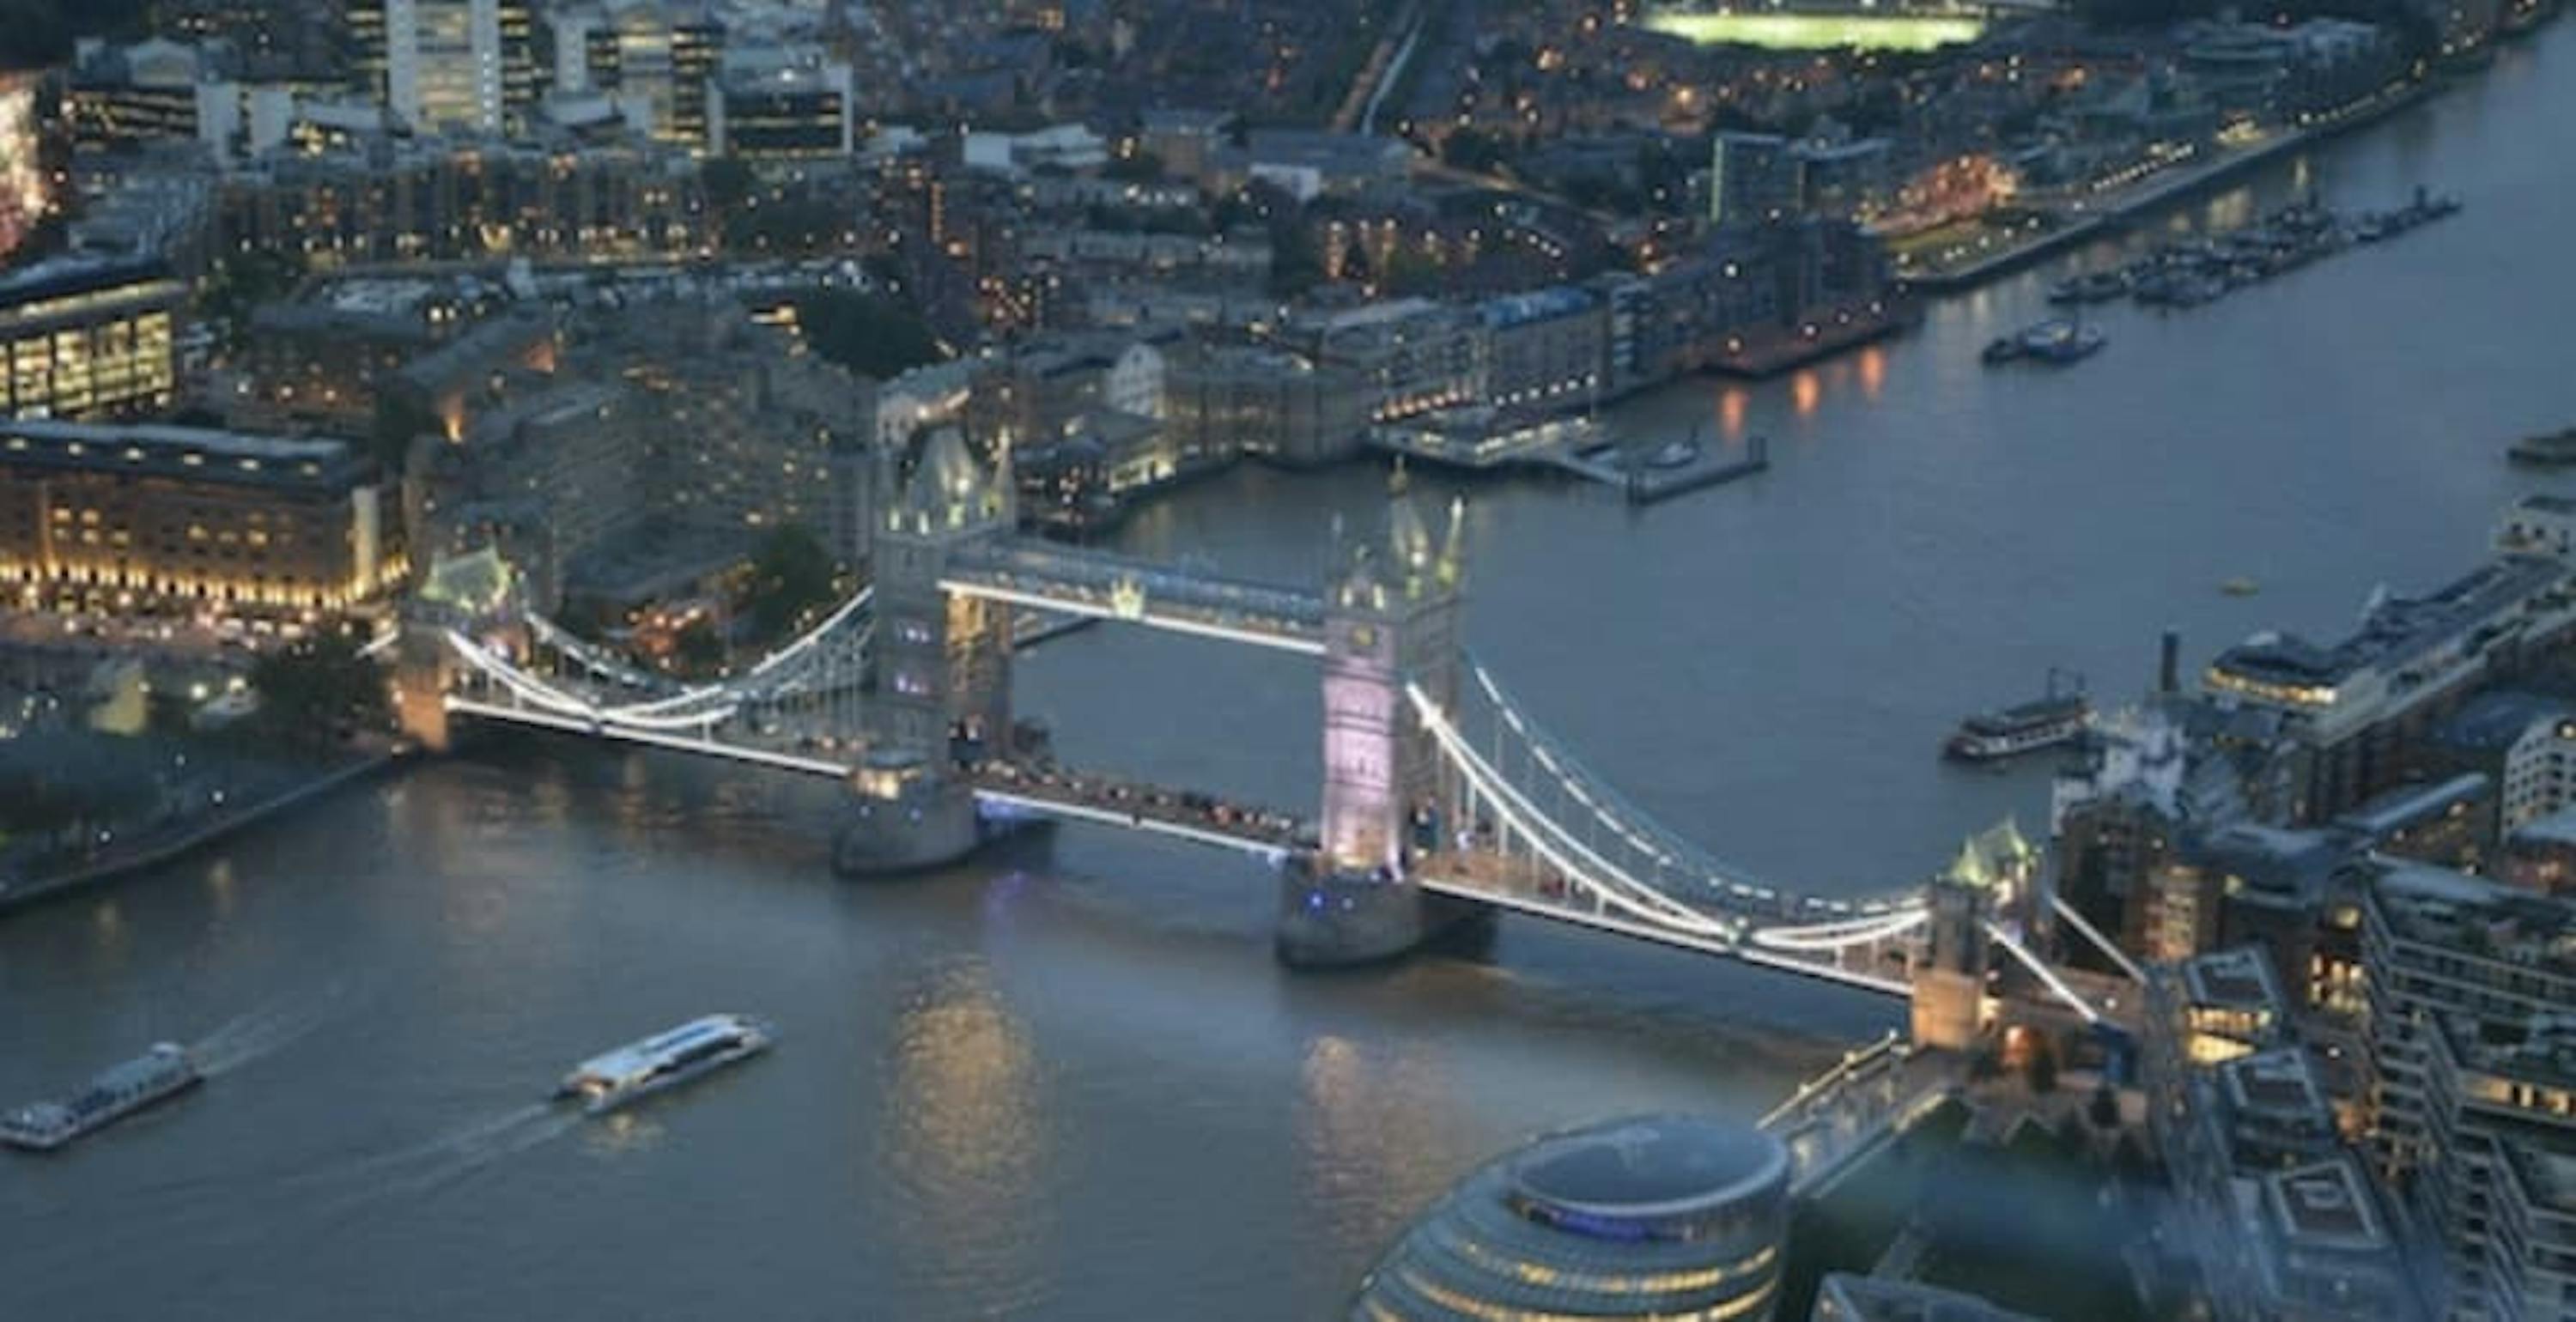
top-left (1369, 415), bottom-right (1770, 506)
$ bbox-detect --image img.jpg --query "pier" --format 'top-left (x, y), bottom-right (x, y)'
top-left (1369, 415), bottom-right (1771, 505)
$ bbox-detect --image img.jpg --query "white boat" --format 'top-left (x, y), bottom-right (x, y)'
top-left (556, 1015), bottom-right (775, 1115)
top-left (2, 1044), bottom-right (201, 1152)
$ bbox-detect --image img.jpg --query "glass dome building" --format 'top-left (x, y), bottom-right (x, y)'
top-left (1352, 1114), bottom-right (1790, 1321)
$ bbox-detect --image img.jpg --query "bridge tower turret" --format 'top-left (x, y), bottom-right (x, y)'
top-left (837, 428), bottom-right (1015, 873)
top-left (1279, 486), bottom-right (1487, 966)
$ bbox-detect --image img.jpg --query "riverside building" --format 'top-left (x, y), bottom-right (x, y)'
top-left (1351, 1115), bottom-right (1789, 1321)
top-left (0, 418), bottom-right (398, 613)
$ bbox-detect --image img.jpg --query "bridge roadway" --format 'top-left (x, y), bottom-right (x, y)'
top-left (441, 694), bottom-right (1916, 998)
top-left (940, 540), bottom-right (1327, 654)
top-left (1411, 851), bottom-right (1914, 998)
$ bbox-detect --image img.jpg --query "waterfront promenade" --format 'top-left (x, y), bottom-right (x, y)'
top-left (1900, 79), bottom-right (2437, 291)
top-left (0, 744), bottom-right (398, 913)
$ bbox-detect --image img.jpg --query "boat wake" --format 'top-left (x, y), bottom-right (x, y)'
top-left (301, 1103), bottom-right (580, 1215)
top-left (192, 992), bottom-right (361, 1076)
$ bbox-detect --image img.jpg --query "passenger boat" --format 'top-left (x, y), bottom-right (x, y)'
top-left (1946, 675), bottom-right (2093, 761)
top-left (2221, 577), bottom-right (2261, 597)
top-left (1981, 336), bottom-right (2023, 366)
top-left (556, 1014), bottom-right (775, 1115)
top-left (2018, 318), bottom-right (2107, 365)
top-left (1, 1044), bottom-right (202, 1152)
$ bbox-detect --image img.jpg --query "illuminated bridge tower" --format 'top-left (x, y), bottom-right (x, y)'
top-left (835, 428), bottom-right (1015, 873)
top-left (1278, 489), bottom-right (1488, 966)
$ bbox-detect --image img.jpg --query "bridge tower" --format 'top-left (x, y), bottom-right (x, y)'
top-left (836, 428), bottom-right (1015, 873)
top-left (1911, 874), bottom-right (1992, 1051)
top-left (1279, 486), bottom-right (1486, 966)
top-left (392, 623), bottom-right (454, 752)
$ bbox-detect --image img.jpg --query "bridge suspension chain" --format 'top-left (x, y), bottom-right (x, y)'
top-left (1464, 656), bottom-right (1926, 919)
top-left (1409, 682), bottom-right (1742, 941)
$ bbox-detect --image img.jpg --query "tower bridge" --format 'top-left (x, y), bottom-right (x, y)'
top-left (397, 431), bottom-right (2121, 1022)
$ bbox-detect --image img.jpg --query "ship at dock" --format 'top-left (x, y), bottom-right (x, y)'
top-left (1945, 672), bottom-right (2093, 762)
top-left (1, 1043), bottom-right (202, 1152)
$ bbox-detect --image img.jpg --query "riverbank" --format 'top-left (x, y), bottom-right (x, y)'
top-left (1901, 78), bottom-right (2440, 293)
top-left (0, 744), bottom-right (404, 913)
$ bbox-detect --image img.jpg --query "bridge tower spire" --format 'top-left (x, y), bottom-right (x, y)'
top-left (1282, 482), bottom-right (1485, 965)
top-left (837, 427), bottom-right (1016, 872)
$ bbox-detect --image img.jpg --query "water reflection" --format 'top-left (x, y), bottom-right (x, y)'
top-left (1718, 387), bottom-right (1749, 439)
top-left (1857, 345), bottom-right (1887, 400)
top-left (206, 858), bottom-right (237, 919)
top-left (1294, 1034), bottom-right (1478, 1266)
top-left (881, 959), bottom-right (1050, 1306)
top-left (581, 1107), bottom-right (666, 1157)
top-left (1791, 370), bottom-right (1822, 417)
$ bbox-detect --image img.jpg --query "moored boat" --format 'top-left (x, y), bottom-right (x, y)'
top-left (2509, 428), bottom-right (2576, 466)
top-left (1946, 671), bottom-right (2092, 761)
top-left (2019, 318), bottom-right (2107, 364)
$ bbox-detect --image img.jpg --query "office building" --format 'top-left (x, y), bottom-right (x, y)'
top-left (2422, 1015), bottom-right (2576, 1319)
top-left (2143, 947), bottom-right (2429, 1322)
top-left (361, 0), bottom-right (532, 134)
top-left (556, 1), bottom-right (724, 149)
top-left (1352, 1115), bottom-right (1789, 1321)
top-left (0, 257), bottom-right (185, 421)
top-left (1710, 131), bottom-right (1795, 228)
top-left (2203, 550), bottom-right (2576, 824)
top-left (2359, 860), bottom-right (2576, 1184)
top-left (708, 54), bottom-right (854, 160)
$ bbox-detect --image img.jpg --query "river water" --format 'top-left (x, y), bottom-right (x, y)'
top-left (8, 23), bottom-right (2575, 1319)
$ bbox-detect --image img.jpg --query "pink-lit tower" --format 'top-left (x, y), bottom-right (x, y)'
top-left (1279, 484), bottom-right (1488, 966)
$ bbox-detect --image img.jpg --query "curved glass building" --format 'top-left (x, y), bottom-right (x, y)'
top-left (1352, 1114), bottom-right (1790, 1321)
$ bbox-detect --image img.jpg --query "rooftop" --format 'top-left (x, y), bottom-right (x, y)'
top-left (1504, 1115), bottom-right (1787, 1222)
top-left (2208, 555), bottom-right (2571, 699)
top-left (2220, 1047), bottom-right (2329, 1119)
top-left (0, 419), bottom-right (367, 490)
top-left (2331, 772), bottom-right (2489, 841)
top-left (2500, 1128), bottom-right (2576, 1217)
top-left (2432, 689), bottom-right (2574, 751)
top-left (2181, 945), bottom-right (2285, 1014)
top-left (2369, 860), bottom-right (2576, 976)
top-left (2262, 1157), bottom-right (2388, 1252)
top-left (0, 254), bottom-right (180, 312)
top-left (2439, 1012), bottom-right (2576, 1096)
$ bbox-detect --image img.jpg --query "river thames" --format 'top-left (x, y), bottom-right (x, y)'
top-left (7, 21), bottom-right (2576, 1319)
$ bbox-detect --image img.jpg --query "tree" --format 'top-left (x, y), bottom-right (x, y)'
top-left (1442, 127), bottom-right (1509, 174)
top-left (247, 632), bottom-right (389, 752)
top-left (1101, 149), bottom-right (1167, 184)
top-left (786, 290), bottom-right (945, 380)
top-left (370, 391), bottom-right (444, 475)
top-left (198, 246), bottom-right (309, 354)
top-left (2024, 1039), bottom-right (2059, 1095)
top-left (672, 618), bottom-right (726, 673)
top-left (700, 155), bottom-right (758, 214)
top-left (742, 523), bottom-right (837, 639)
